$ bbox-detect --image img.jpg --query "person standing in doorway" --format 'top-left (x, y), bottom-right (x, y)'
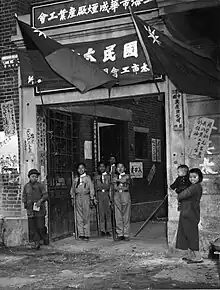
top-left (22, 169), bottom-right (48, 250)
top-left (94, 162), bottom-right (112, 237)
top-left (106, 154), bottom-right (117, 176)
top-left (112, 162), bottom-right (131, 241)
top-left (71, 163), bottom-right (97, 241)
top-left (176, 168), bottom-right (203, 263)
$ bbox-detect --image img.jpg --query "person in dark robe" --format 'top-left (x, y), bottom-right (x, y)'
top-left (176, 168), bottom-right (203, 264)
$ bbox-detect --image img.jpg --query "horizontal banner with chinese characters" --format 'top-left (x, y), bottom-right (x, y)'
top-left (18, 33), bottom-right (164, 93)
top-left (32, 0), bottom-right (158, 29)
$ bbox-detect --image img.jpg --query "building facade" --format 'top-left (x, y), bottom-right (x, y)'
top-left (0, 0), bottom-right (219, 255)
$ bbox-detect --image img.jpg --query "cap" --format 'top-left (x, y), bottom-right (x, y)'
top-left (28, 169), bottom-right (40, 177)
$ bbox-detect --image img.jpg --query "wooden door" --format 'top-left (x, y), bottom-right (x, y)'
top-left (46, 109), bottom-right (80, 240)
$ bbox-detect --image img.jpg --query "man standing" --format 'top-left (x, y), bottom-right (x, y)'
top-left (22, 169), bottom-right (48, 250)
top-left (94, 162), bottom-right (112, 237)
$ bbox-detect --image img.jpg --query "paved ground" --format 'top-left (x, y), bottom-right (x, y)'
top-left (0, 221), bottom-right (220, 289)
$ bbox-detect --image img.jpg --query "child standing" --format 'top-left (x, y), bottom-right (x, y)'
top-left (94, 162), bottom-right (112, 237)
top-left (112, 163), bottom-right (131, 241)
top-left (71, 163), bottom-right (97, 241)
top-left (170, 165), bottom-right (191, 211)
top-left (22, 169), bottom-right (48, 250)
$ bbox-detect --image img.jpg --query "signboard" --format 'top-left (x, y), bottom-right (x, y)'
top-left (156, 139), bottom-right (161, 162)
top-left (19, 33), bottom-right (164, 94)
top-left (188, 117), bottom-right (214, 160)
top-left (84, 141), bottom-right (93, 160)
top-left (147, 164), bottom-right (156, 185)
top-left (172, 90), bottom-right (184, 131)
top-left (24, 128), bottom-right (35, 157)
top-left (32, 0), bottom-right (158, 29)
top-left (151, 138), bottom-right (157, 162)
top-left (129, 161), bottom-right (143, 178)
top-left (1, 100), bottom-right (17, 137)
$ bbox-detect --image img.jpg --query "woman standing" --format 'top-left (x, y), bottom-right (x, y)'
top-left (176, 168), bottom-right (203, 263)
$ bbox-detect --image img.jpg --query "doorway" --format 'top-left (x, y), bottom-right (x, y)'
top-left (98, 120), bottom-right (127, 165)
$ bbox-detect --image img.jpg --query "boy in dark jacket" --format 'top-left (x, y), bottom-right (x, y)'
top-left (170, 165), bottom-right (191, 211)
top-left (22, 169), bottom-right (48, 250)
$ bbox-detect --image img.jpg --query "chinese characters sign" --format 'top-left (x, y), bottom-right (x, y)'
top-left (172, 90), bottom-right (183, 131)
top-left (24, 128), bottom-right (35, 155)
top-left (1, 100), bottom-right (17, 137)
top-left (129, 162), bottom-right (143, 178)
top-left (32, 0), bottom-right (157, 29)
top-left (147, 164), bottom-right (156, 185)
top-left (188, 117), bottom-right (214, 160)
top-left (19, 33), bottom-right (163, 93)
top-left (152, 138), bottom-right (161, 162)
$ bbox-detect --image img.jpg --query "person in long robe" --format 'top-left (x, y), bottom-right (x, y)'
top-left (176, 168), bottom-right (203, 263)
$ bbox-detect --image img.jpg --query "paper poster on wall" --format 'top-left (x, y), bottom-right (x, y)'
top-left (1, 100), bottom-right (17, 137)
top-left (24, 128), bottom-right (35, 156)
top-left (188, 117), bottom-right (214, 160)
top-left (156, 139), bottom-right (161, 162)
top-left (147, 164), bottom-right (156, 185)
top-left (172, 90), bottom-right (184, 131)
top-left (84, 141), bottom-right (92, 160)
top-left (151, 138), bottom-right (157, 162)
top-left (0, 132), bottom-right (19, 173)
top-left (129, 162), bottom-right (143, 179)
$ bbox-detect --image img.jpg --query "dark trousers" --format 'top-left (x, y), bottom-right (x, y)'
top-left (28, 217), bottom-right (46, 243)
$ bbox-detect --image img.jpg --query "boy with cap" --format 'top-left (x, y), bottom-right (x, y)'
top-left (22, 169), bottom-right (48, 250)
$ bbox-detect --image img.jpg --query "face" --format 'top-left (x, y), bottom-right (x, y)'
top-left (29, 174), bottom-right (39, 183)
top-left (189, 172), bottom-right (199, 184)
top-left (109, 156), bottom-right (116, 165)
top-left (77, 164), bottom-right (85, 175)
top-left (177, 168), bottom-right (188, 177)
top-left (117, 163), bottom-right (125, 174)
top-left (99, 163), bottom-right (106, 174)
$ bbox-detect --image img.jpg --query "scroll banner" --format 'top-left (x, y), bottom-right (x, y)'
top-left (32, 0), bottom-right (158, 29)
top-left (18, 33), bottom-right (164, 93)
top-left (1, 100), bottom-right (17, 137)
top-left (188, 117), bottom-right (214, 160)
top-left (24, 128), bottom-right (36, 159)
top-left (172, 90), bottom-right (184, 131)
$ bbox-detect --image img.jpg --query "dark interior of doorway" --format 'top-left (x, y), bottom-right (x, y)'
top-left (98, 119), bottom-right (128, 166)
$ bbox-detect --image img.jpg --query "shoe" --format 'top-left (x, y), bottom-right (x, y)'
top-left (115, 236), bottom-right (124, 241)
top-left (33, 241), bottom-right (40, 250)
top-left (124, 237), bottom-right (130, 241)
top-left (182, 257), bottom-right (191, 261)
top-left (101, 231), bottom-right (106, 237)
top-left (106, 232), bottom-right (111, 237)
top-left (84, 237), bottom-right (90, 241)
top-left (78, 236), bottom-right (85, 240)
top-left (187, 259), bottom-right (204, 264)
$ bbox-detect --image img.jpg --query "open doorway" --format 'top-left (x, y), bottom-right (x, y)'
top-left (97, 120), bottom-right (127, 166)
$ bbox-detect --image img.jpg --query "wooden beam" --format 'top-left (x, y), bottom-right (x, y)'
top-left (48, 105), bottom-right (133, 122)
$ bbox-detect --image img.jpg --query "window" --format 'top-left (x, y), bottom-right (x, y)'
top-left (135, 132), bottom-right (148, 159)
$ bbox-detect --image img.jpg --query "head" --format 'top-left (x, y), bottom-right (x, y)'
top-left (116, 162), bottom-right (126, 174)
top-left (189, 168), bottom-right (203, 184)
top-left (28, 169), bottom-right (40, 183)
top-left (177, 165), bottom-right (189, 177)
top-left (98, 162), bottom-right (106, 174)
top-left (109, 155), bottom-right (116, 165)
top-left (77, 163), bottom-right (86, 176)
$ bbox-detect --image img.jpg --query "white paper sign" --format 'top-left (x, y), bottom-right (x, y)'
top-left (152, 138), bottom-right (157, 162)
top-left (1, 100), bottom-right (17, 136)
top-left (84, 141), bottom-right (92, 160)
top-left (188, 117), bottom-right (214, 160)
top-left (130, 162), bottom-right (143, 179)
top-left (172, 90), bottom-right (184, 131)
top-left (24, 128), bottom-right (35, 155)
top-left (147, 164), bottom-right (156, 185)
